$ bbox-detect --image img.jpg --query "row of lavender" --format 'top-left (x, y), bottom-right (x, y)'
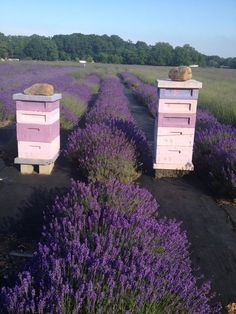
top-left (0, 64), bottom-right (75, 120)
top-left (65, 76), bottom-right (151, 182)
top-left (0, 76), bottom-right (220, 312)
top-left (0, 63), bottom-right (100, 129)
top-left (120, 72), bottom-right (236, 198)
top-left (51, 73), bottom-right (100, 129)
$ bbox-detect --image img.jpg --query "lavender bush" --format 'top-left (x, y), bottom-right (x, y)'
top-left (194, 110), bottom-right (236, 197)
top-left (85, 76), bottom-right (133, 124)
top-left (0, 180), bottom-right (220, 313)
top-left (84, 76), bottom-right (152, 169)
top-left (65, 122), bottom-right (140, 183)
top-left (195, 108), bottom-right (220, 130)
top-left (108, 119), bottom-right (152, 170)
top-left (95, 179), bottom-right (159, 218)
top-left (84, 74), bottom-right (101, 93)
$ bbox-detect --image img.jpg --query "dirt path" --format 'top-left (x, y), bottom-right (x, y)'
top-left (125, 89), bottom-right (236, 307)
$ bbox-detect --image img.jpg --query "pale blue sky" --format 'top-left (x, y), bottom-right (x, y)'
top-left (1, 0), bottom-right (236, 57)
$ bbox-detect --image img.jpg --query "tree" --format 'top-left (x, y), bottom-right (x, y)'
top-left (135, 41), bottom-right (149, 65)
top-left (0, 33), bottom-right (9, 58)
top-left (0, 31), bottom-right (234, 68)
top-left (229, 58), bottom-right (236, 69)
top-left (24, 35), bottom-right (58, 60)
top-left (150, 42), bottom-right (174, 65)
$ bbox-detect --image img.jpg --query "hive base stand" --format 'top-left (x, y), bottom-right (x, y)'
top-left (15, 153), bottom-right (58, 175)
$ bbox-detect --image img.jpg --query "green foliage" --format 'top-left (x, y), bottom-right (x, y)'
top-left (60, 93), bottom-right (86, 129)
top-left (150, 42), bottom-right (174, 66)
top-left (86, 55), bottom-right (94, 63)
top-left (0, 32), bottom-right (9, 58)
top-left (0, 32), bottom-right (234, 67)
top-left (24, 35), bottom-right (59, 60)
top-left (63, 93), bottom-right (86, 116)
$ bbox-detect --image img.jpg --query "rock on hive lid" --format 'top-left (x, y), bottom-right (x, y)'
top-left (24, 83), bottom-right (54, 96)
top-left (168, 66), bottom-right (192, 81)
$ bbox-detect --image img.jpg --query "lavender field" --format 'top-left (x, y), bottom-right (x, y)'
top-left (0, 62), bottom-right (100, 129)
top-left (1, 61), bottom-right (236, 312)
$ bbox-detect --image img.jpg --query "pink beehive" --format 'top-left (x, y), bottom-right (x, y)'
top-left (13, 93), bottom-right (62, 175)
top-left (154, 79), bottom-right (202, 172)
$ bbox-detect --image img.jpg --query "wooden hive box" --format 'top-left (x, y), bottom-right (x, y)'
top-left (13, 93), bottom-right (62, 175)
top-left (154, 80), bottom-right (202, 175)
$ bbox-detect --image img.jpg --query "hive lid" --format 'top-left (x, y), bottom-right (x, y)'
top-left (157, 79), bottom-right (202, 89)
top-left (13, 93), bottom-right (62, 102)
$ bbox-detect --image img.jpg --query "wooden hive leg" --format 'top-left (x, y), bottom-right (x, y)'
top-left (20, 164), bottom-right (34, 175)
top-left (39, 162), bottom-right (54, 175)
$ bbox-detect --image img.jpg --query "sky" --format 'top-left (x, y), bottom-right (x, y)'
top-left (1, 0), bottom-right (236, 58)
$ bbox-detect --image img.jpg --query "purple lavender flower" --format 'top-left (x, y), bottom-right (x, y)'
top-left (65, 122), bottom-right (140, 182)
top-left (194, 119), bottom-right (236, 197)
top-left (0, 180), bottom-right (220, 313)
top-left (85, 76), bottom-right (133, 124)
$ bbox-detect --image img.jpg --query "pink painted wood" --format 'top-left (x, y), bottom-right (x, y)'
top-left (157, 99), bottom-right (197, 114)
top-left (16, 108), bottom-right (59, 125)
top-left (18, 136), bottom-right (60, 159)
top-left (155, 127), bottom-right (195, 146)
top-left (154, 145), bottom-right (193, 164)
top-left (17, 120), bottom-right (59, 142)
top-left (16, 100), bottom-right (60, 112)
top-left (157, 113), bottom-right (196, 128)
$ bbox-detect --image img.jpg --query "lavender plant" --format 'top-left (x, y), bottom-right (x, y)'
top-left (65, 122), bottom-right (140, 183)
top-left (194, 111), bottom-right (236, 197)
top-left (83, 76), bottom-right (152, 169)
top-left (108, 119), bottom-right (152, 170)
top-left (0, 180), bottom-right (221, 313)
top-left (85, 76), bottom-right (133, 124)
top-left (195, 108), bottom-right (220, 130)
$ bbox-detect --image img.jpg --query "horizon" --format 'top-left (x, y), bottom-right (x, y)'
top-left (2, 30), bottom-right (235, 59)
top-left (1, 0), bottom-right (236, 58)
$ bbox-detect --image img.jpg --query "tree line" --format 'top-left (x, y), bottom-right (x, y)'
top-left (0, 32), bottom-right (236, 68)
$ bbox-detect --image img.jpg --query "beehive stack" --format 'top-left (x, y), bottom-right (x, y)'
top-left (154, 75), bottom-right (202, 177)
top-left (13, 84), bottom-right (61, 175)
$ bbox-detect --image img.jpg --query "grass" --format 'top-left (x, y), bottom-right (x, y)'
top-left (62, 93), bottom-right (87, 116)
top-left (60, 93), bottom-right (87, 129)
